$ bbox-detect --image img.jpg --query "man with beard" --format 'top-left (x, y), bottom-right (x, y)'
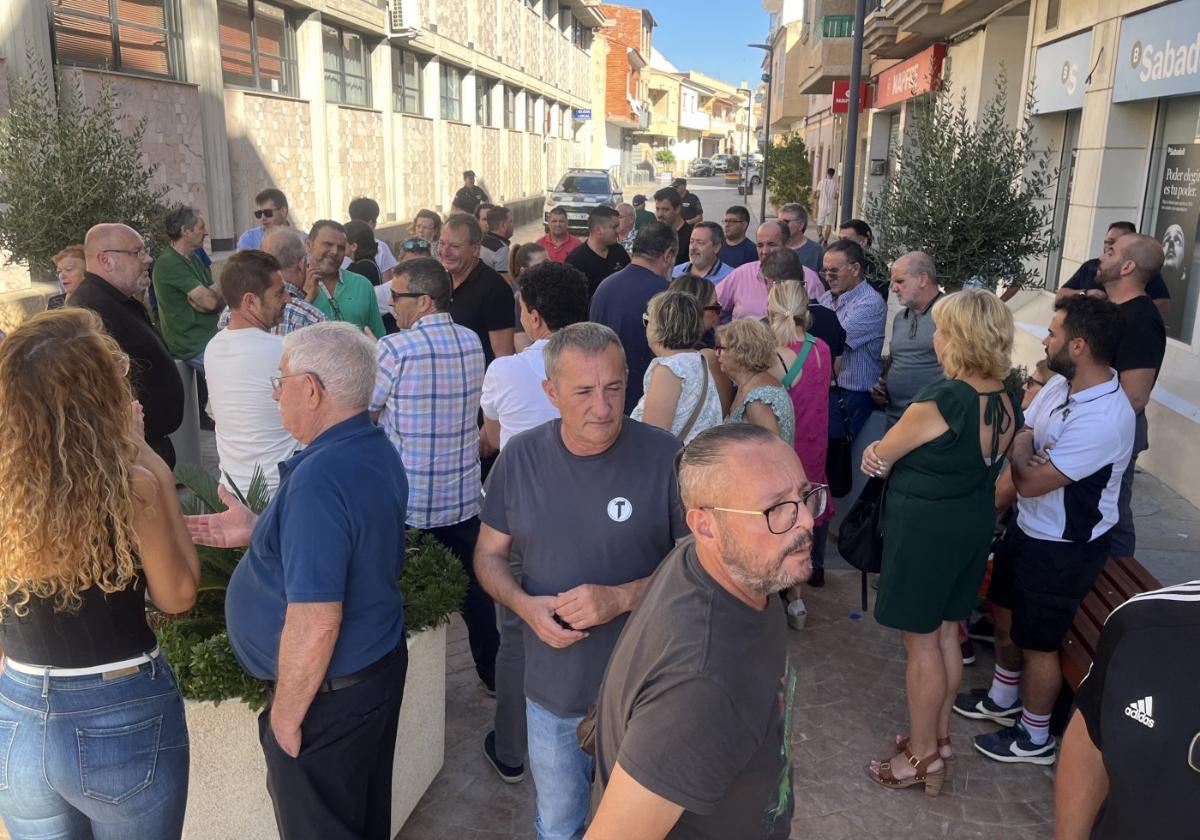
top-left (304, 220), bottom-right (385, 338)
top-left (588, 423), bottom-right (812, 839)
top-left (965, 296), bottom-right (1134, 767)
top-left (1097, 233), bottom-right (1167, 561)
top-left (1055, 221), bottom-right (1170, 320)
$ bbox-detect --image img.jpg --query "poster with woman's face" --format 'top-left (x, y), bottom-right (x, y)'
top-left (1154, 144), bottom-right (1200, 339)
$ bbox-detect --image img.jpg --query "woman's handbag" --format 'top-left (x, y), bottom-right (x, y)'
top-left (838, 476), bottom-right (887, 610)
top-left (826, 372), bottom-right (854, 498)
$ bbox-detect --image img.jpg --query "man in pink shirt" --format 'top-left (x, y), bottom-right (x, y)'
top-left (716, 220), bottom-right (822, 320)
top-left (536, 206), bottom-right (583, 263)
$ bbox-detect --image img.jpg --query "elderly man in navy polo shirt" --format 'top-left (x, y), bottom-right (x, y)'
top-left (186, 321), bottom-right (409, 840)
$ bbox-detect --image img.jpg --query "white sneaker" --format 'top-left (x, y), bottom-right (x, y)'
top-left (786, 598), bottom-right (807, 631)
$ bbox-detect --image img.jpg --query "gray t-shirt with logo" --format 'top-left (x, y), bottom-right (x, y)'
top-left (885, 297), bottom-right (944, 428)
top-left (481, 418), bottom-right (687, 718)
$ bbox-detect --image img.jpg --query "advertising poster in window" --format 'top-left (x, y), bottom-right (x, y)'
top-left (1154, 143), bottom-right (1200, 338)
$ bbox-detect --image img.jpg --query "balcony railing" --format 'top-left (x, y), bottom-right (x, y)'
top-left (819, 14), bottom-right (854, 38)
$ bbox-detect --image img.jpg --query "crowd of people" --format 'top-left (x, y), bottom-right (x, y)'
top-left (0, 162), bottom-right (1191, 840)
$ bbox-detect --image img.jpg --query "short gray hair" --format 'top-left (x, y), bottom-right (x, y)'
top-left (676, 423), bottom-right (780, 509)
top-left (899, 250), bottom-right (936, 281)
top-left (543, 322), bottom-right (625, 382)
top-left (262, 227), bottom-right (307, 269)
top-left (779, 203), bottom-right (809, 232)
top-left (282, 322), bottom-right (376, 410)
top-left (164, 205), bottom-right (200, 241)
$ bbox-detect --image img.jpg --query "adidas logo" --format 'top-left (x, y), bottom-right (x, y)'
top-left (1124, 696), bottom-right (1155, 728)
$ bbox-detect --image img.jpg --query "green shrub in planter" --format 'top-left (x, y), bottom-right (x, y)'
top-left (156, 466), bottom-right (469, 709)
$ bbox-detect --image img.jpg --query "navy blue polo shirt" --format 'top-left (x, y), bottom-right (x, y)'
top-left (225, 413), bottom-right (409, 680)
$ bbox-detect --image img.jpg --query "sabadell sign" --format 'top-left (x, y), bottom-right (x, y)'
top-left (1114, 0), bottom-right (1200, 102)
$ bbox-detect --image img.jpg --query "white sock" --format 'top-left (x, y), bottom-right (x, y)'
top-left (988, 665), bottom-right (1021, 708)
top-left (1021, 710), bottom-right (1051, 746)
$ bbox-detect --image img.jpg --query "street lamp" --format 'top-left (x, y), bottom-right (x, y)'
top-left (749, 37), bottom-right (778, 222)
top-left (737, 87), bottom-right (752, 196)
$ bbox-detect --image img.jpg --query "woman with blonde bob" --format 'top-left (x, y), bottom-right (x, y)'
top-left (860, 289), bottom-right (1021, 796)
top-left (0, 309), bottom-right (199, 837)
top-left (716, 317), bottom-right (794, 445)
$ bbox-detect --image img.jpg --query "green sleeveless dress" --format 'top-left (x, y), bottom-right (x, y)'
top-left (874, 379), bottom-right (1021, 633)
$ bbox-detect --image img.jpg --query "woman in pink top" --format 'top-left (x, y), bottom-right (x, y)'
top-left (766, 279), bottom-right (834, 593)
top-left (716, 244), bottom-right (823, 321)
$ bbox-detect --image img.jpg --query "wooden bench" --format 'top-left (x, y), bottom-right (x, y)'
top-left (1060, 556), bottom-right (1161, 690)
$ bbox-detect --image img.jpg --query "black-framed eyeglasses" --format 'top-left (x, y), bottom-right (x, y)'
top-left (270, 371), bottom-right (325, 391)
top-left (103, 247), bottom-right (149, 259)
top-left (391, 290), bottom-right (428, 302)
top-left (254, 208), bottom-right (276, 219)
top-left (1025, 378), bottom-right (1045, 389)
top-left (705, 485), bottom-right (830, 534)
top-left (403, 237), bottom-right (430, 252)
top-left (703, 304), bottom-right (722, 313)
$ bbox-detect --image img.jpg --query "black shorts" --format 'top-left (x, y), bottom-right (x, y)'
top-left (986, 523), bottom-right (1111, 652)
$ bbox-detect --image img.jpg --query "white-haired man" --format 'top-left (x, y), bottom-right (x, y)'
top-left (185, 322), bottom-right (410, 840)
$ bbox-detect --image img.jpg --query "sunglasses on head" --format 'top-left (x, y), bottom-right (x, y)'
top-left (403, 237), bottom-right (430, 252)
top-left (253, 208), bottom-right (275, 219)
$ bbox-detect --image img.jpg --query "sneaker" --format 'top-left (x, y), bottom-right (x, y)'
top-left (786, 598), bottom-right (807, 631)
top-left (967, 616), bottom-right (995, 643)
top-left (973, 721), bottom-right (1056, 765)
top-left (961, 639), bottom-right (976, 665)
top-left (953, 688), bottom-right (1022, 723)
top-left (483, 731), bottom-right (525, 783)
top-left (807, 568), bottom-right (825, 588)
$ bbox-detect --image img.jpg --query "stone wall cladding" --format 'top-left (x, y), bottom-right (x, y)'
top-left (333, 105), bottom-right (386, 221)
top-left (440, 0), bottom-right (469, 46)
top-left (526, 132), bottom-right (541, 196)
top-left (502, 130), bottom-right (523, 201)
top-left (71, 69), bottom-right (208, 217)
top-left (225, 91), bottom-right (317, 235)
top-left (444, 121), bottom-right (472, 208)
top-left (399, 115), bottom-right (435, 219)
top-left (500, 0), bottom-right (521, 66)
top-left (473, 0), bottom-right (495, 54)
top-left (481, 127), bottom-right (500, 200)
top-left (523, 8), bottom-right (541, 78)
top-left (542, 26), bottom-right (558, 90)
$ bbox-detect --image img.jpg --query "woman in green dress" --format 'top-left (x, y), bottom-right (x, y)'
top-left (861, 289), bottom-right (1021, 796)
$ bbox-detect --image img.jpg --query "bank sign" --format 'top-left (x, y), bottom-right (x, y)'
top-left (1031, 29), bottom-right (1092, 114)
top-left (1114, 0), bottom-right (1200, 102)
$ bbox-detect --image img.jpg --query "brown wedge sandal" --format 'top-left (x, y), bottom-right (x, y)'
top-left (893, 735), bottom-right (955, 782)
top-left (867, 745), bottom-right (945, 796)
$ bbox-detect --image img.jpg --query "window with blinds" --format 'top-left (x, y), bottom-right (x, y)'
top-left (218, 1), bottom-right (296, 95)
top-left (324, 25), bottom-right (371, 107)
top-left (393, 48), bottom-right (424, 115)
top-left (440, 64), bottom-right (463, 121)
top-left (52, 0), bottom-right (180, 79)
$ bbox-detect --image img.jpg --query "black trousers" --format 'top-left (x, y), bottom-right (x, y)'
top-left (419, 516), bottom-right (499, 689)
top-left (259, 648), bottom-right (408, 840)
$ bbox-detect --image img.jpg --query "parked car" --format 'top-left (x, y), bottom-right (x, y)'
top-left (740, 161), bottom-right (762, 192)
top-left (543, 168), bottom-right (623, 234)
top-left (711, 154), bottom-right (732, 173)
top-left (688, 158), bottom-right (714, 177)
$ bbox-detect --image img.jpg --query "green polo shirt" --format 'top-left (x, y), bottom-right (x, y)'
top-left (151, 246), bottom-right (219, 360)
top-left (312, 269), bottom-right (386, 338)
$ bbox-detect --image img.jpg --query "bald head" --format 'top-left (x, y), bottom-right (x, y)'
top-left (1116, 234), bottom-right (1165, 284)
top-left (755, 221), bottom-right (788, 263)
top-left (83, 223), bottom-right (151, 296)
top-left (891, 250), bottom-right (939, 310)
top-left (262, 226), bottom-right (307, 280)
top-left (1099, 232), bottom-right (1165, 293)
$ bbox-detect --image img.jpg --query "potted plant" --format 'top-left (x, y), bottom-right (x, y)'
top-left (162, 467), bottom-right (467, 839)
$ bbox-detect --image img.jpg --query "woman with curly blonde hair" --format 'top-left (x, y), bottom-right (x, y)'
top-left (860, 289), bottom-right (1020, 796)
top-left (0, 308), bottom-right (199, 838)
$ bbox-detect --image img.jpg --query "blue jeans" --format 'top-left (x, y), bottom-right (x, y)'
top-left (526, 698), bottom-right (592, 840)
top-left (0, 658), bottom-right (190, 840)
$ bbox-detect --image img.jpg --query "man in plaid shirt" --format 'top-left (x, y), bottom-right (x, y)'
top-left (217, 227), bottom-right (325, 334)
top-left (370, 257), bottom-right (499, 692)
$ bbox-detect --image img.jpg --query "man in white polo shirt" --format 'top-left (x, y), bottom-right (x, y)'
top-left (961, 296), bottom-right (1134, 766)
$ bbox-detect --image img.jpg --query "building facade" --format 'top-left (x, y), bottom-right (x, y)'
top-left (597, 3), bottom-right (653, 184)
top-left (0, 0), bottom-right (605, 254)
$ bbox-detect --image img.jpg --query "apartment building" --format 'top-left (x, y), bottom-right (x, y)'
top-left (0, 0), bottom-right (604, 256)
top-left (597, 3), bottom-right (653, 184)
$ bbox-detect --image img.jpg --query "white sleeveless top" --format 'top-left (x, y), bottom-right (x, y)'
top-left (631, 351), bottom-right (723, 443)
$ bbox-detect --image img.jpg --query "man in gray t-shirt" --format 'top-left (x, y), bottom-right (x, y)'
top-left (590, 424), bottom-right (818, 839)
top-left (873, 251), bottom-right (944, 428)
top-left (476, 323), bottom-right (686, 840)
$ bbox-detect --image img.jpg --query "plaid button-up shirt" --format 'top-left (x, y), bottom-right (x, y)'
top-left (370, 312), bottom-right (485, 529)
top-left (819, 280), bottom-right (886, 392)
top-left (217, 282), bottom-right (325, 335)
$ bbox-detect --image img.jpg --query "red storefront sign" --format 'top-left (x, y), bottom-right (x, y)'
top-left (874, 44), bottom-right (946, 109)
top-left (832, 81), bottom-right (873, 113)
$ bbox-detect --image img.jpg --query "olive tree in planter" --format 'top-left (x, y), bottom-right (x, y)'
top-left (864, 75), bottom-right (1058, 291)
top-left (0, 57), bottom-right (166, 282)
top-left (160, 468), bottom-right (467, 839)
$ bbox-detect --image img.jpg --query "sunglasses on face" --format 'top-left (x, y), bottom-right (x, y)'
top-left (403, 238), bottom-right (430, 252)
top-left (254, 208), bottom-right (276, 219)
top-left (391, 290), bottom-right (427, 302)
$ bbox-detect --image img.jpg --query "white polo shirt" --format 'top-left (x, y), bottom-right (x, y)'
top-left (479, 338), bottom-right (560, 449)
top-left (1016, 372), bottom-right (1134, 543)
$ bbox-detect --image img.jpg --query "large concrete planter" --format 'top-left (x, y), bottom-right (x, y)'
top-left (182, 624), bottom-right (447, 839)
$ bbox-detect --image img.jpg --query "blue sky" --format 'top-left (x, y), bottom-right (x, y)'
top-left (644, 0), bottom-right (772, 88)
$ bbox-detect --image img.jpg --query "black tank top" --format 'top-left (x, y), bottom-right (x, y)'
top-left (0, 574), bottom-right (156, 668)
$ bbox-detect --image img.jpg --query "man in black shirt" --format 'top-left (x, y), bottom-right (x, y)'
top-left (1056, 221), bottom-right (1171, 320)
top-left (437, 213), bottom-right (514, 366)
top-left (671, 178), bottom-right (703, 223)
top-left (452, 170), bottom-right (490, 216)
top-left (565, 206), bottom-right (629, 299)
top-left (1098, 233), bottom-right (1168, 559)
top-left (70, 223), bottom-right (183, 466)
top-left (1056, 581), bottom-right (1200, 839)
top-left (655, 187), bottom-right (693, 266)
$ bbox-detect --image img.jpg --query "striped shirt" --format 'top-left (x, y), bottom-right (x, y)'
top-left (819, 280), bottom-right (886, 392)
top-left (370, 312), bottom-right (485, 529)
top-left (217, 282), bottom-right (325, 335)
